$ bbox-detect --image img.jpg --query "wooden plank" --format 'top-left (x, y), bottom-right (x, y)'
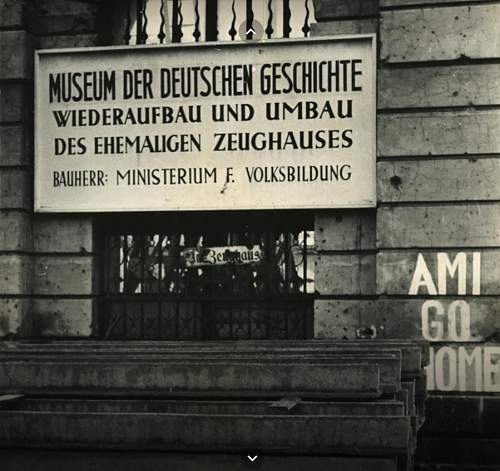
top-left (378, 110), bottom-right (500, 157)
top-left (313, 0), bottom-right (379, 20)
top-left (315, 254), bottom-right (376, 295)
top-left (33, 216), bottom-right (93, 253)
top-left (381, 5), bottom-right (500, 63)
top-left (377, 250), bottom-right (500, 295)
top-left (315, 298), bottom-right (500, 343)
top-left (315, 210), bottom-right (376, 251)
top-left (0, 412), bottom-right (410, 455)
top-left (33, 256), bottom-right (94, 296)
top-left (0, 361), bottom-right (381, 397)
top-left (377, 160), bottom-right (500, 202)
top-left (0, 450), bottom-right (399, 471)
top-left (377, 204), bottom-right (500, 248)
top-left (379, 64), bottom-right (500, 109)
top-left (311, 19), bottom-right (378, 36)
top-left (32, 299), bottom-right (93, 337)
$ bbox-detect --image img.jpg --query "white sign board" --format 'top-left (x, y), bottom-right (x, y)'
top-left (35, 36), bottom-right (376, 212)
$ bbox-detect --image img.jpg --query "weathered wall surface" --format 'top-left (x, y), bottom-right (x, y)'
top-left (0, 0), bottom-right (35, 336)
top-left (1, 0), bottom-right (499, 465)
top-left (313, 0), bottom-right (500, 467)
top-left (0, 0), bottom-right (102, 337)
top-left (30, 0), bottom-right (102, 337)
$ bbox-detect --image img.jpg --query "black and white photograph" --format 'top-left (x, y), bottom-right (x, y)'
top-left (0, 0), bottom-right (499, 469)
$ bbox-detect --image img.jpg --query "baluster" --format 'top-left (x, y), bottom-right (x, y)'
top-left (142, 0), bottom-right (149, 43)
top-left (124, 0), bottom-right (132, 45)
top-left (135, 0), bottom-right (142, 44)
top-left (158, 0), bottom-right (166, 43)
top-left (178, 0), bottom-right (184, 42)
top-left (228, 0), bottom-right (237, 41)
top-left (193, 0), bottom-right (201, 42)
top-left (265, 0), bottom-right (274, 39)
top-left (302, 0), bottom-right (311, 37)
top-left (136, 0), bottom-right (148, 44)
top-left (283, 0), bottom-right (291, 38)
top-left (206, 0), bottom-right (218, 41)
top-left (246, 0), bottom-right (254, 40)
top-left (172, 0), bottom-right (184, 43)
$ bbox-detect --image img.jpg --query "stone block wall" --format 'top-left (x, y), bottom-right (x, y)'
top-left (0, 0), bottom-right (35, 336)
top-left (313, 0), bottom-right (500, 467)
top-left (30, 0), bottom-right (102, 337)
top-left (1, 0), bottom-right (499, 465)
top-left (0, 0), bottom-right (103, 337)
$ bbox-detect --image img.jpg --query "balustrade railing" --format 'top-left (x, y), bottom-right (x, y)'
top-left (114, 0), bottom-right (314, 45)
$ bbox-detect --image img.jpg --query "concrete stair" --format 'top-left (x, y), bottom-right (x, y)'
top-left (0, 340), bottom-right (428, 470)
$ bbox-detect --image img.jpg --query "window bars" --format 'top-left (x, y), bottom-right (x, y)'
top-left (102, 1), bottom-right (317, 340)
top-left (100, 214), bottom-right (315, 339)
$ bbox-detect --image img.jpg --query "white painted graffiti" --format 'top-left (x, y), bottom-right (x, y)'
top-left (409, 252), bottom-right (481, 295)
top-left (407, 251), bottom-right (497, 392)
top-left (421, 300), bottom-right (472, 342)
top-left (426, 345), bottom-right (500, 392)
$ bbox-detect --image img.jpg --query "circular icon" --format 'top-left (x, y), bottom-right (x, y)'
top-left (238, 20), bottom-right (264, 41)
top-left (241, 450), bottom-right (263, 468)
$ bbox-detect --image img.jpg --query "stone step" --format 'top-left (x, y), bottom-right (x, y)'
top-left (0, 410), bottom-right (411, 456)
top-left (0, 361), bottom-right (381, 398)
top-left (0, 449), bottom-right (399, 471)
top-left (0, 339), bottom-right (426, 371)
top-left (1, 397), bottom-right (406, 416)
top-left (0, 343), bottom-right (421, 377)
top-left (0, 353), bottom-right (402, 392)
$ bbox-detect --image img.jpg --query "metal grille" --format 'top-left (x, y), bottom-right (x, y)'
top-left (100, 213), bottom-right (315, 339)
top-left (103, 2), bottom-right (316, 340)
top-left (113, 0), bottom-right (314, 45)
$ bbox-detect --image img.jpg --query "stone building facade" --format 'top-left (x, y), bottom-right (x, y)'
top-left (0, 0), bottom-right (499, 468)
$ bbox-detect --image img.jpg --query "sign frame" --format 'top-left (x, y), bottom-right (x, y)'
top-left (34, 34), bottom-right (377, 213)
